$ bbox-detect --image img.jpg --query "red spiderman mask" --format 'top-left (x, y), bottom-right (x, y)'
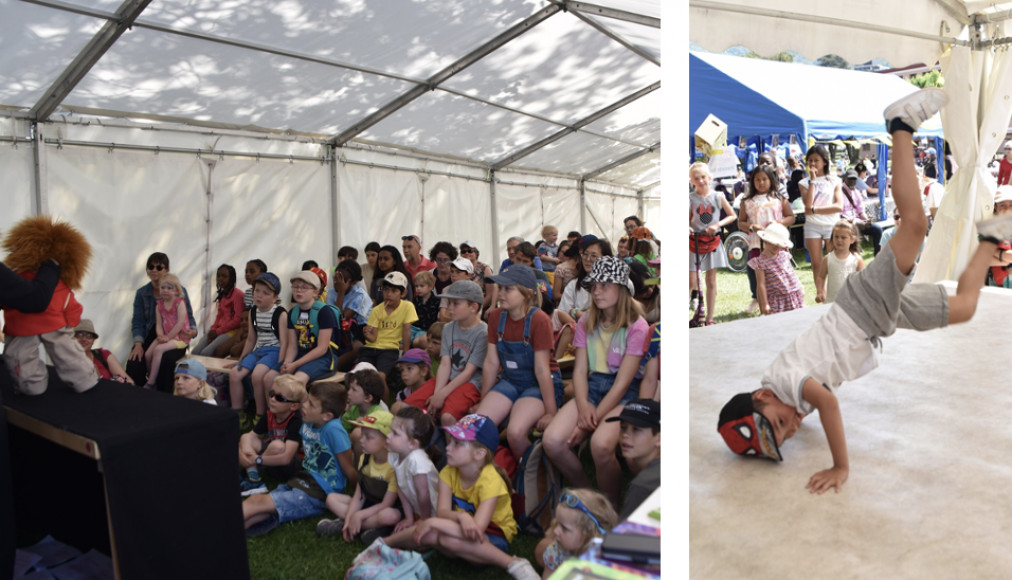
top-left (717, 392), bottom-right (783, 462)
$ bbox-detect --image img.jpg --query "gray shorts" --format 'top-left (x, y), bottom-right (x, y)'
top-left (835, 241), bottom-right (949, 340)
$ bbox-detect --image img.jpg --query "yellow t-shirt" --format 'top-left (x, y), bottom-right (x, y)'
top-left (439, 463), bottom-right (517, 542)
top-left (366, 300), bottom-right (418, 350)
top-left (360, 454), bottom-right (398, 495)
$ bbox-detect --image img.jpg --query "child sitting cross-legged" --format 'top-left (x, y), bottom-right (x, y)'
top-left (242, 381), bottom-right (356, 536)
top-left (238, 374), bottom-right (305, 497)
top-left (387, 407), bottom-right (440, 534)
top-left (381, 414), bottom-right (541, 580)
top-left (317, 410), bottom-right (403, 545)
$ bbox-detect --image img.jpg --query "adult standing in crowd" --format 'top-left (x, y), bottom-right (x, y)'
top-left (125, 252), bottom-right (197, 391)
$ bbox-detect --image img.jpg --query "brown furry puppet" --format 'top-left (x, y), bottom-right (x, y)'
top-left (3, 215), bottom-right (91, 289)
top-left (2, 215), bottom-right (97, 395)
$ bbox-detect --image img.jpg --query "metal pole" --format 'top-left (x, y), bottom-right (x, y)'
top-left (330, 146), bottom-right (340, 266)
top-left (31, 122), bottom-right (46, 215)
top-left (489, 170), bottom-right (501, 266)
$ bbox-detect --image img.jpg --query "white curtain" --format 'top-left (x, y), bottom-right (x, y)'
top-left (914, 43), bottom-right (1012, 283)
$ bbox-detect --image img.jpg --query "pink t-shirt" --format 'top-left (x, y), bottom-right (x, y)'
top-left (573, 315), bottom-right (648, 374)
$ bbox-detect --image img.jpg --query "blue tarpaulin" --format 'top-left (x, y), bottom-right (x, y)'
top-left (689, 51), bottom-right (944, 151)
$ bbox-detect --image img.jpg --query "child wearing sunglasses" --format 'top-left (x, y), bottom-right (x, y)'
top-left (238, 374), bottom-right (306, 496)
top-left (535, 488), bottom-right (617, 578)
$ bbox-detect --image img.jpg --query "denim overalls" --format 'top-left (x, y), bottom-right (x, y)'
top-left (494, 307), bottom-right (563, 406)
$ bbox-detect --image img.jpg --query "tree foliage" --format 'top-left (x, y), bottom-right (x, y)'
top-left (910, 70), bottom-right (944, 88)
top-left (817, 54), bottom-right (850, 69)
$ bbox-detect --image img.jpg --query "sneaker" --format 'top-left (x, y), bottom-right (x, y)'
top-left (883, 88), bottom-right (947, 133)
top-left (316, 517), bottom-right (345, 537)
top-left (977, 213), bottom-right (1012, 243)
top-left (239, 479), bottom-right (267, 497)
top-left (745, 299), bottom-right (759, 314)
top-left (359, 525), bottom-right (394, 545)
top-left (506, 558), bottom-right (540, 580)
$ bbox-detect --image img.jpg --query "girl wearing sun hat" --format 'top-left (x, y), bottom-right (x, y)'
top-left (748, 222), bottom-right (804, 315)
top-left (542, 256), bottom-right (651, 508)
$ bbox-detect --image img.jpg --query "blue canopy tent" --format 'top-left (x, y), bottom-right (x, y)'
top-left (690, 50), bottom-right (945, 217)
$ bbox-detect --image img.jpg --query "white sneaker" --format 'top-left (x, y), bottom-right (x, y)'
top-left (977, 214), bottom-right (1012, 242)
top-left (506, 558), bottom-right (541, 580)
top-left (745, 299), bottom-right (759, 314)
top-left (883, 88), bottom-right (948, 132)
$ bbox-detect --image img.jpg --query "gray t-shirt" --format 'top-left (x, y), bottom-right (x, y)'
top-left (441, 319), bottom-right (488, 391)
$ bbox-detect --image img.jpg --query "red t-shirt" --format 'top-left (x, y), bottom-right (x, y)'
top-left (485, 308), bottom-right (559, 373)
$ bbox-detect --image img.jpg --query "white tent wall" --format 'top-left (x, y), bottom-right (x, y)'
top-left (583, 184), bottom-right (642, 246)
top-left (643, 195), bottom-right (661, 234)
top-left (0, 145), bottom-right (34, 234)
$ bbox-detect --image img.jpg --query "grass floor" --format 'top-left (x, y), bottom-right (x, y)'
top-left (696, 240), bottom-right (877, 326)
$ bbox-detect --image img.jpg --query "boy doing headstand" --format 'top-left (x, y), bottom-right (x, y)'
top-left (718, 89), bottom-right (1012, 494)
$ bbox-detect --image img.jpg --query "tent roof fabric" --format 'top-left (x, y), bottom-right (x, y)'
top-left (690, 51), bottom-right (943, 144)
top-left (1, 0), bottom-right (660, 189)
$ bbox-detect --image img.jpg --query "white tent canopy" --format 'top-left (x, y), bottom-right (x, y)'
top-left (0, 0), bottom-right (661, 358)
top-left (689, 0), bottom-right (1012, 285)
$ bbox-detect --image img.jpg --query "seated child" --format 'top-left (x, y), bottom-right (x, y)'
top-left (537, 225), bottom-right (561, 279)
top-left (361, 272), bottom-right (418, 378)
top-left (382, 414), bottom-right (539, 580)
top-left (425, 322), bottom-right (444, 378)
top-left (317, 410), bottom-right (402, 545)
top-left (390, 349), bottom-right (431, 414)
top-left (606, 399), bottom-right (660, 520)
top-left (242, 382), bottom-right (356, 536)
top-left (144, 273), bottom-right (192, 389)
top-left (173, 359), bottom-right (217, 405)
top-left (403, 281), bottom-right (487, 427)
top-left (534, 488), bottom-right (617, 578)
top-left (387, 407), bottom-right (440, 533)
top-left (329, 260), bottom-right (372, 371)
top-left (227, 272), bottom-right (287, 416)
top-left (718, 89), bottom-right (1009, 494)
top-left (341, 367), bottom-right (387, 459)
top-left (215, 259), bottom-right (267, 358)
top-left (411, 270), bottom-right (440, 348)
top-left (277, 271), bottom-right (341, 385)
top-left (239, 374), bottom-right (305, 496)
top-left (437, 258), bottom-right (477, 323)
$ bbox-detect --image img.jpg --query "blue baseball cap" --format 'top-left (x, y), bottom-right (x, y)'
top-left (487, 264), bottom-right (537, 291)
top-left (254, 272), bottom-right (281, 295)
top-left (174, 358), bottom-right (207, 382)
top-left (442, 414), bottom-right (499, 452)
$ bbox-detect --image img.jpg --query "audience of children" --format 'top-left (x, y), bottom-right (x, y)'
top-left (193, 264), bottom-right (244, 356)
top-left (817, 220), bottom-right (866, 304)
top-left (239, 374), bottom-right (305, 496)
top-left (747, 223), bottom-right (805, 315)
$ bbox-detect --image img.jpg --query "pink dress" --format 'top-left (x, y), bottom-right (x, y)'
top-left (747, 250), bottom-right (804, 313)
top-left (157, 297), bottom-right (191, 343)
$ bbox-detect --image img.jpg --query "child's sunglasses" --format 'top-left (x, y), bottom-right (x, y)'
top-left (559, 491), bottom-right (606, 535)
top-left (268, 390), bottom-right (295, 404)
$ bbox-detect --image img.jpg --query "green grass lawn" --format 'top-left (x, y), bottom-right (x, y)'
top-left (699, 240), bottom-right (877, 326)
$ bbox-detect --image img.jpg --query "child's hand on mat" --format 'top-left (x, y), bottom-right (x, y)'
top-left (806, 466), bottom-right (848, 494)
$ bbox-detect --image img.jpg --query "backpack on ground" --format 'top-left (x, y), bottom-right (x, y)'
top-left (345, 538), bottom-right (430, 580)
top-left (511, 439), bottom-right (562, 537)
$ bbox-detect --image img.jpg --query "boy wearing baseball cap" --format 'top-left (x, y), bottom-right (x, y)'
top-left (278, 271), bottom-right (341, 385)
top-left (606, 399), bottom-right (660, 520)
top-left (360, 271), bottom-right (418, 379)
top-left (402, 281), bottom-right (487, 427)
top-left (229, 272), bottom-right (288, 416)
top-left (317, 410), bottom-right (402, 544)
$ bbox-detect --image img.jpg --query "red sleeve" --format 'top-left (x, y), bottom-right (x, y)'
top-left (529, 310), bottom-right (559, 372)
top-left (486, 309), bottom-right (502, 344)
top-left (212, 288), bottom-right (245, 333)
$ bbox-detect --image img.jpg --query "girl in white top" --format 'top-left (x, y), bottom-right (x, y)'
top-left (386, 406), bottom-right (439, 531)
top-left (817, 220), bottom-right (865, 304)
top-left (800, 144), bottom-right (843, 288)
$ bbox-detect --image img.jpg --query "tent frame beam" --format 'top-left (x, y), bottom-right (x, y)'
top-left (583, 142), bottom-right (659, 180)
top-left (566, 5), bottom-right (659, 65)
top-left (28, 0), bottom-right (154, 121)
top-left (490, 81), bottom-right (660, 171)
top-left (690, 0), bottom-right (969, 47)
top-left (330, 4), bottom-right (563, 147)
top-left (563, 1), bottom-right (660, 28)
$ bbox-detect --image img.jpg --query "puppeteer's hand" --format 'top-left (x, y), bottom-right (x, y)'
top-left (806, 466), bottom-right (849, 495)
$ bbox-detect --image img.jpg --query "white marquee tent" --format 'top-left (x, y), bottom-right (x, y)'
top-left (0, 0), bottom-right (661, 357)
top-left (690, 0), bottom-right (1012, 284)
